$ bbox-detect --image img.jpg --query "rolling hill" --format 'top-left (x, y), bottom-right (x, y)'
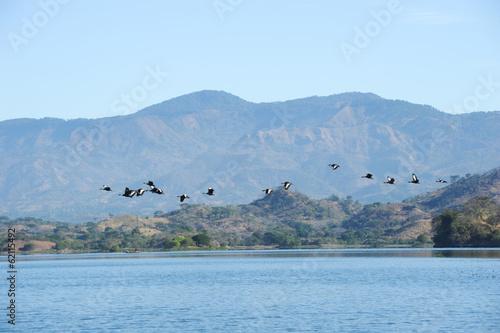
top-left (2, 167), bottom-right (499, 253)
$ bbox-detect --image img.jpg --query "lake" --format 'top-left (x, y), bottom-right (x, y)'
top-left (7, 248), bottom-right (500, 332)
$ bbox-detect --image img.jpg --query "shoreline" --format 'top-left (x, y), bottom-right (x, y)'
top-left (4, 243), bottom-right (489, 256)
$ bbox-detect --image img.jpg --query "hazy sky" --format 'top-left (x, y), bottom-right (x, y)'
top-left (1, 0), bottom-right (499, 121)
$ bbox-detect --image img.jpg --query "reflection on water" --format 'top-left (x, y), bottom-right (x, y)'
top-left (16, 247), bottom-right (500, 262)
top-left (12, 248), bottom-right (500, 332)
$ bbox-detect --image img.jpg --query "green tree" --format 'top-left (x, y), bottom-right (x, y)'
top-left (262, 231), bottom-right (284, 245)
top-left (416, 234), bottom-right (431, 244)
top-left (180, 237), bottom-right (196, 247)
top-left (192, 233), bottom-right (211, 247)
top-left (104, 229), bottom-right (120, 239)
top-left (431, 196), bottom-right (500, 247)
top-left (431, 209), bottom-right (459, 247)
top-left (21, 243), bottom-right (36, 251)
top-left (291, 222), bottom-right (313, 238)
top-left (164, 235), bottom-right (189, 249)
top-left (109, 244), bottom-right (120, 252)
top-left (278, 236), bottom-right (301, 249)
top-left (163, 239), bottom-right (180, 249)
top-left (54, 240), bottom-right (70, 250)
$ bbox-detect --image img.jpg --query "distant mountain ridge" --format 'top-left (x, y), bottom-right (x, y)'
top-left (0, 90), bottom-right (499, 222)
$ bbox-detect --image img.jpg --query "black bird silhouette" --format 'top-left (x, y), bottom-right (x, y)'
top-left (408, 173), bottom-right (419, 184)
top-left (329, 163), bottom-right (340, 170)
top-left (143, 180), bottom-right (164, 194)
top-left (144, 181), bottom-right (155, 188)
top-left (150, 187), bottom-right (164, 195)
top-left (384, 177), bottom-right (395, 184)
top-left (119, 187), bottom-right (137, 198)
top-left (282, 181), bottom-right (293, 190)
top-left (100, 185), bottom-right (112, 191)
top-left (263, 189), bottom-right (274, 195)
top-left (203, 187), bottom-right (215, 196)
top-left (136, 188), bottom-right (146, 196)
top-left (177, 194), bottom-right (190, 202)
top-left (362, 173), bottom-right (373, 179)
top-left (436, 179), bottom-right (448, 183)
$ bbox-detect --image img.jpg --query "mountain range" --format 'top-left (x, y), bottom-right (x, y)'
top-left (1, 90), bottom-right (499, 222)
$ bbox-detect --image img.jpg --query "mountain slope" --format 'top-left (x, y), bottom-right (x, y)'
top-left (412, 168), bottom-right (500, 213)
top-left (0, 90), bottom-right (499, 222)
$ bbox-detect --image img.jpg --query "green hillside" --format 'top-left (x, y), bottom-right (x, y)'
top-left (412, 168), bottom-right (500, 212)
top-left (2, 168), bottom-right (499, 253)
top-left (432, 196), bottom-right (500, 247)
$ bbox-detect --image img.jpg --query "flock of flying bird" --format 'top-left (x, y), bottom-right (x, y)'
top-left (99, 163), bottom-right (449, 203)
top-left (100, 181), bottom-right (193, 202)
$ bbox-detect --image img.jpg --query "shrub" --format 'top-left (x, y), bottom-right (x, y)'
top-left (21, 243), bottom-right (36, 251)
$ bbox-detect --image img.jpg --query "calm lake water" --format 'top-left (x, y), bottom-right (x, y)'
top-left (7, 249), bottom-right (500, 332)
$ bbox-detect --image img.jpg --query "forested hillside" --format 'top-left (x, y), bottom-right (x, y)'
top-left (412, 169), bottom-right (500, 212)
top-left (432, 196), bottom-right (500, 247)
top-left (2, 168), bottom-right (499, 253)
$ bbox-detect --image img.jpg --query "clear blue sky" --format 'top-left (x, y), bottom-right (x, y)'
top-left (1, 0), bottom-right (499, 121)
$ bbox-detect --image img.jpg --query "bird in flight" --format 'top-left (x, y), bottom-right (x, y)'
top-left (119, 187), bottom-right (137, 198)
top-left (436, 179), bottom-right (448, 183)
top-left (263, 189), bottom-right (274, 195)
top-left (204, 187), bottom-right (215, 196)
top-left (329, 163), bottom-right (340, 170)
top-left (384, 177), bottom-right (395, 184)
top-left (362, 173), bottom-right (373, 179)
top-left (136, 188), bottom-right (146, 196)
top-left (144, 181), bottom-right (155, 188)
top-left (150, 187), bottom-right (164, 195)
top-left (100, 185), bottom-right (112, 191)
top-left (143, 180), bottom-right (164, 194)
top-left (408, 173), bottom-right (419, 184)
top-left (282, 181), bottom-right (293, 190)
top-left (177, 194), bottom-right (190, 202)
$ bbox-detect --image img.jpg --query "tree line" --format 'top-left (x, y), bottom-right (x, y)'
top-left (432, 196), bottom-right (500, 247)
top-left (1, 190), bottom-right (499, 253)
